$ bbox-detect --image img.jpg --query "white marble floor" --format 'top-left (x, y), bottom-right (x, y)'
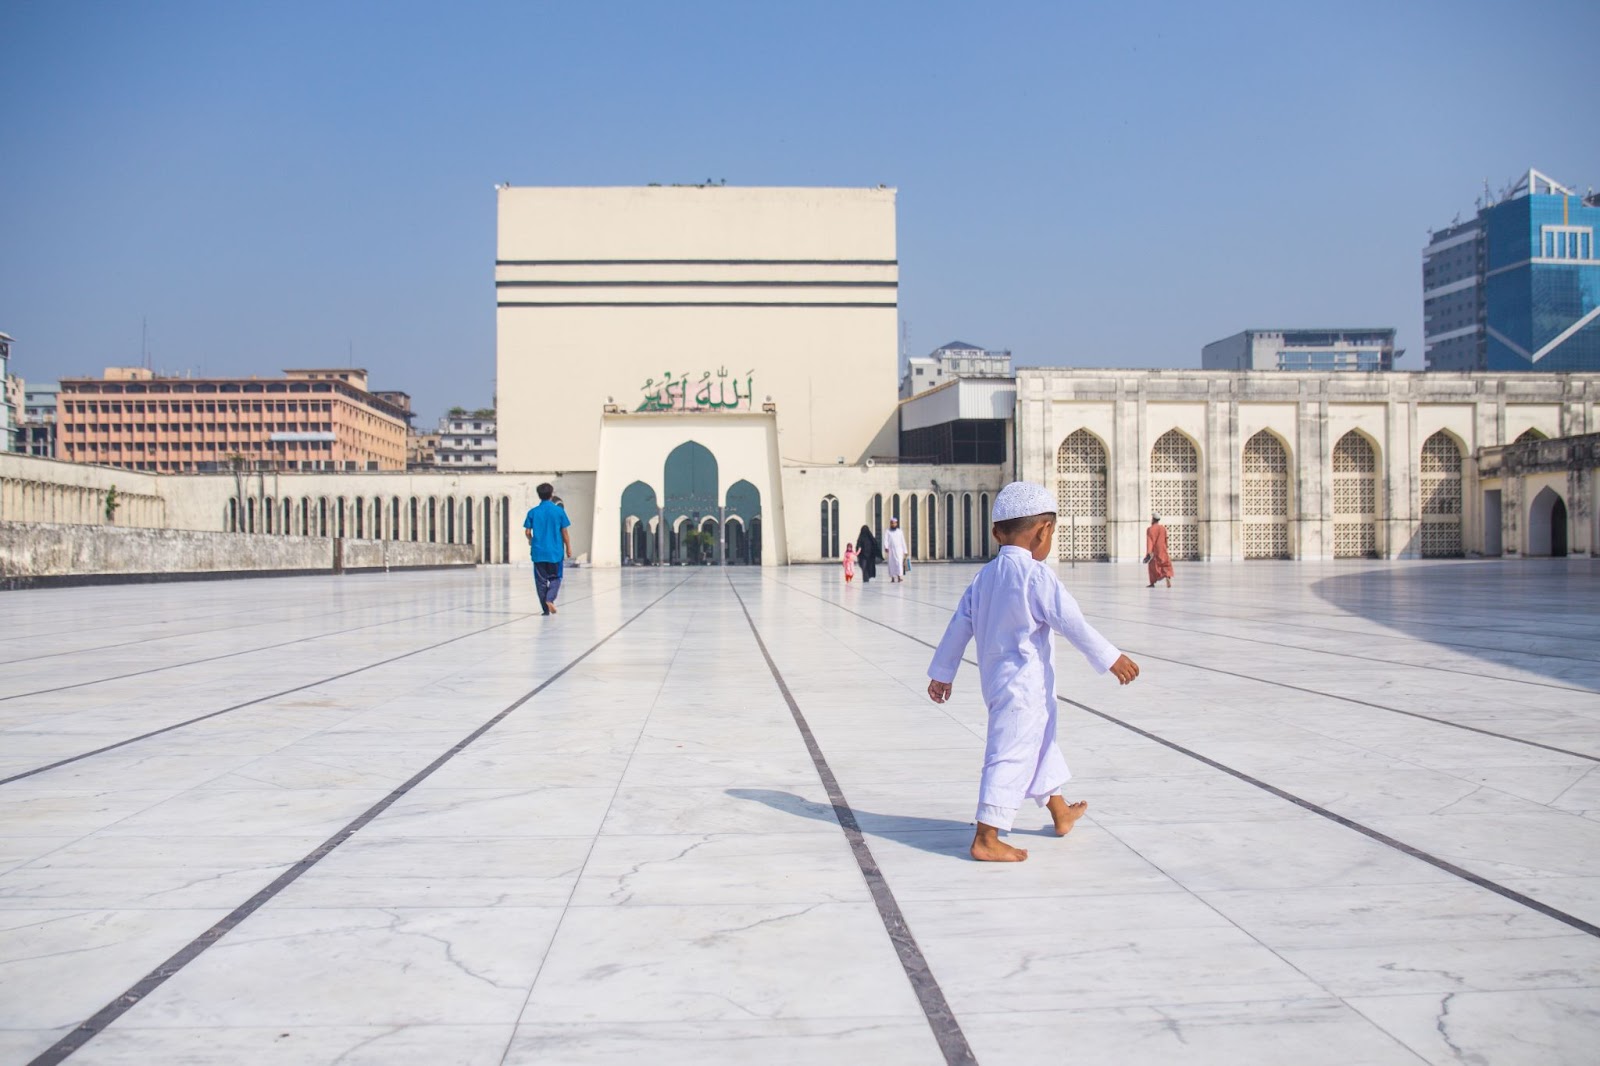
top-left (1, 558), bottom-right (1597, 1065)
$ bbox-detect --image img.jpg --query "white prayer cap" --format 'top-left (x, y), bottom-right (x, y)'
top-left (991, 481), bottom-right (1055, 523)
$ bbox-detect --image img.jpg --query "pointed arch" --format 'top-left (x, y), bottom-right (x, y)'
top-left (820, 494), bottom-right (840, 559)
top-left (621, 481), bottom-right (660, 565)
top-left (1242, 430), bottom-right (1290, 559)
top-left (1527, 486), bottom-right (1568, 557)
top-left (1055, 428), bottom-right (1108, 561)
top-left (664, 440), bottom-right (719, 525)
top-left (1150, 429), bottom-right (1201, 560)
top-left (1332, 431), bottom-right (1379, 558)
top-left (1419, 431), bottom-right (1464, 557)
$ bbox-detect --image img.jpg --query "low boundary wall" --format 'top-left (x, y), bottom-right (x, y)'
top-left (0, 522), bottom-right (476, 589)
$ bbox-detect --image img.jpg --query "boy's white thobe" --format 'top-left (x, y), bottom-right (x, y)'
top-left (927, 545), bottom-right (1121, 830)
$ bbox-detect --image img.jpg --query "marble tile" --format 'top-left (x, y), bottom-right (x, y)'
top-left (912, 914), bottom-right (1327, 1012)
top-left (1106, 817), bottom-right (1459, 891)
top-left (959, 998), bottom-right (1420, 1066)
top-left (8, 753), bottom-right (260, 792)
top-left (618, 749), bottom-right (824, 789)
top-left (1360, 811), bottom-right (1600, 879)
top-left (1345, 988), bottom-right (1600, 1066)
top-left (0, 907), bottom-right (229, 1028)
top-left (425, 751), bottom-right (631, 789)
top-left (867, 825), bottom-right (1194, 901)
top-left (0, 1028), bottom-right (73, 1064)
top-left (503, 1019), bottom-right (942, 1065)
top-left (571, 832), bottom-right (868, 906)
top-left (1279, 933), bottom-right (1600, 996)
top-left (1491, 876), bottom-right (1600, 928)
top-left (5, 562), bottom-right (1600, 1062)
top-left (357, 786), bottom-right (617, 839)
top-left (70, 1024), bottom-right (517, 1065)
top-left (122, 906), bottom-right (564, 1027)
top-left (600, 786), bottom-right (841, 836)
top-left (0, 789), bottom-right (187, 837)
top-left (521, 901), bottom-right (925, 1022)
top-left (0, 862), bottom-right (288, 910)
top-left (95, 788), bottom-right (390, 838)
top-left (1197, 882), bottom-right (1577, 947)
top-left (271, 835), bottom-right (595, 907)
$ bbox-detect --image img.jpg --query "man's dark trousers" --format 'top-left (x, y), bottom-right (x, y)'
top-left (534, 562), bottom-right (563, 614)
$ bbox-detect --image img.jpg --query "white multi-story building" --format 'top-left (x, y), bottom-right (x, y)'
top-left (436, 412), bottom-right (497, 469)
top-left (900, 340), bottom-right (1013, 398)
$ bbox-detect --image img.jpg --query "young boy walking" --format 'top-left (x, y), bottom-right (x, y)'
top-left (927, 481), bottom-right (1140, 862)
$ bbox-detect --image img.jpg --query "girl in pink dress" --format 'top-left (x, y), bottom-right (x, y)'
top-left (843, 543), bottom-right (857, 582)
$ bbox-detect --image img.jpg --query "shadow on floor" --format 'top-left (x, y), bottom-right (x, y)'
top-left (726, 788), bottom-right (1056, 857)
top-left (1311, 559), bottom-right (1600, 690)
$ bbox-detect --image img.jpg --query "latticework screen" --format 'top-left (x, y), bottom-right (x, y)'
top-left (1150, 430), bottom-right (1200, 560)
top-left (1332, 432), bottom-right (1377, 558)
top-left (1055, 430), bottom-right (1108, 560)
top-left (1419, 432), bottom-right (1462, 557)
top-left (1242, 432), bottom-right (1290, 558)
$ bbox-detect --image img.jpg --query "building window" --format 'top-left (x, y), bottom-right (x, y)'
top-left (820, 495), bottom-right (840, 559)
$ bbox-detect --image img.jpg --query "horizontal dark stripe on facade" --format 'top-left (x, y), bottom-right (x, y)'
top-left (496, 301), bottom-right (898, 309)
top-left (495, 279), bottom-right (898, 288)
top-left (495, 258), bottom-right (898, 266)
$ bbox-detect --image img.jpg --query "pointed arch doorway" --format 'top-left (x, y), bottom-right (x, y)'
top-left (620, 481), bottom-right (660, 565)
top-left (1527, 487), bottom-right (1569, 557)
top-left (664, 441), bottom-right (719, 565)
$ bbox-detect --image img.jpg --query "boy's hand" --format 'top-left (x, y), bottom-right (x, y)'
top-left (1109, 655), bottom-right (1140, 685)
top-left (927, 680), bottom-right (952, 703)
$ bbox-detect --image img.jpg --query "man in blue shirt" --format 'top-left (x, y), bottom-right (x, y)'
top-left (523, 482), bottom-right (572, 615)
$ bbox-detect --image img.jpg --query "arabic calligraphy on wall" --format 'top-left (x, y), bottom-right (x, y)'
top-left (637, 368), bottom-right (756, 412)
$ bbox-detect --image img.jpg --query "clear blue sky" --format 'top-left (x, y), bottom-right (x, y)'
top-left (3, 0), bottom-right (1597, 424)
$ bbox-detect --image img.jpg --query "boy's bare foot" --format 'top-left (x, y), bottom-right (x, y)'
top-left (547, 602), bottom-right (558, 615)
top-left (970, 825), bottom-right (1028, 862)
top-left (1045, 796), bottom-right (1088, 836)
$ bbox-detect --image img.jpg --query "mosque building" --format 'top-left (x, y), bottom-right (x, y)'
top-left (2, 185), bottom-right (1596, 567)
top-left (491, 185), bottom-right (1597, 563)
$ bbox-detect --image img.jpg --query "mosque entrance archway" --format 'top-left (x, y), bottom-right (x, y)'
top-left (1527, 487), bottom-right (1568, 557)
top-left (663, 441), bottom-right (719, 565)
top-left (620, 481), bottom-right (660, 565)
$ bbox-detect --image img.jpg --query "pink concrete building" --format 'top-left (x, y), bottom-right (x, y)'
top-left (56, 368), bottom-right (409, 473)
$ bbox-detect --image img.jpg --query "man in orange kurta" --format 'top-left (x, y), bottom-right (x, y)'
top-left (1145, 514), bottom-right (1173, 588)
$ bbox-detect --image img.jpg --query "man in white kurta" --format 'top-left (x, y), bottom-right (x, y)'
top-left (883, 517), bottom-right (908, 582)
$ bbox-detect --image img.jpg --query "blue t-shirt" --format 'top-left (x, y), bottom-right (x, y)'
top-left (523, 501), bottom-right (571, 562)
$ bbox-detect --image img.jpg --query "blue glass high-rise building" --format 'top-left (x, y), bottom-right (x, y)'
top-left (1423, 169), bottom-right (1600, 372)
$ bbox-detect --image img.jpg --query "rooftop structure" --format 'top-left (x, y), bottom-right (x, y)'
top-left (1202, 329), bottom-right (1398, 372)
top-left (901, 340), bottom-right (1014, 398)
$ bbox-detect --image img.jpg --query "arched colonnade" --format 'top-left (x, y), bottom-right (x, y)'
top-left (224, 493), bottom-right (517, 563)
top-left (1049, 426), bottom-right (1478, 562)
